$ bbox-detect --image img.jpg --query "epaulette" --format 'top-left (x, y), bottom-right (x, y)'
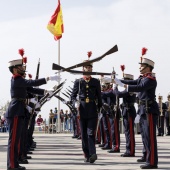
top-left (144, 73), bottom-right (156, 80)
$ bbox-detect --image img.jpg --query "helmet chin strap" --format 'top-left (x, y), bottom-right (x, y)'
top-left (16, 67), bottom-right (26, 76)
top-left (140, 64), bottom-right (148, 74)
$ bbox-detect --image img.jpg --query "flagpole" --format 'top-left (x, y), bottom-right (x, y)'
top-left (58, 39), bottom-right (61, 132)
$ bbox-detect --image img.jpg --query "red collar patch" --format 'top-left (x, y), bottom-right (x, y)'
top-left (12, 74), bottom-right (22, 79)
top-left (83, 76), bottom-right (92, 81)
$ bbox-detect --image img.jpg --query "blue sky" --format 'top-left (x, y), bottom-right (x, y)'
top-left (0, 0), bottom-right (170, 119)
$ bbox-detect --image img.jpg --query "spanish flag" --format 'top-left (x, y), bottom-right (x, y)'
top-left (47, 0), bottom-right (64, 40)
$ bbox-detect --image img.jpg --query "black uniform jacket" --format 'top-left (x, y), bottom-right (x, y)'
top-left (121, 73), bottom-right (159, 116)
top-left (114, 88), bottom-right (136, 118)
top-left (71, 77), bottom-right (102, 119)
top-left (6, 75), bottom-right (47, 118)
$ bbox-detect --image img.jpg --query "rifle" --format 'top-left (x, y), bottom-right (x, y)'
top-left (52, 45), bottom-right (118, 72)
top-left (39, 80), bottom-right (66, 104)
top-left (55, 95), bottom-right (74, 111)
top-left (62, 92), bottom-right (70, 99)
top-left (66, 88), bottom-right (72, 94)
top-left (53, 63), bottom-right (117, 75)
top-left (28, 59), bottom-right (40, 129)
top-left (39, 80), bottom-right (66, 107)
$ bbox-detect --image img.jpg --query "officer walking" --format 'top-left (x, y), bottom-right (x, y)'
top-left (113, 48), bottom-right (159, 169)
top-left (71, 53), bottom-right (102, 163)
top-left (6, 54), bottom-right (60, 170)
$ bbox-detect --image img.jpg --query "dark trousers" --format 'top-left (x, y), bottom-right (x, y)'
top-left (109, 116), bottom-right (120, 150)
top-left (140, 114), bottom-right (158, 166)
top-left (80, 117), bottom-right (97, 158)
top-left (72, 114), bottom-right (77, 136)
top-left (123, 115), bottom-right (135, 155)
top-left (28, 114), bottom-right (36, 148)
top-left (139, 117), bottom-right (147, 158)
top-left (19, 118), bottom-right (29, 158)
top-left (165, 117), bottom-right (170, 134)
top-left (7, 116), bottom-right (24, 169)
top-left (157, 115), bottom-right (164, 135)
top-left (102, 114), bottom-right (110, 147)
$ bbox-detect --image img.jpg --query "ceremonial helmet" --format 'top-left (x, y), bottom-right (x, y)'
top-left (101, 76), bottom-right (112, 84)
top-left (139, 47), bottom-right (154, 68)
top-left (158, 94), bottom-right (163, 100)
top-left (167, 92), bottom-right (170, 98)
top-left (8, 48), bottom-right (27, 73)
top-left (123, 73), bottom-right (134, 80)
top-left (83, 51), bottom-right (93, 67)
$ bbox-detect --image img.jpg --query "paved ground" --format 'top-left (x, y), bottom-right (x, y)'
top-left (0, 133), bottom-right (170, 170)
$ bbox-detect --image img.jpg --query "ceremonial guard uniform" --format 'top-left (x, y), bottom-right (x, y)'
top-left (102, 83), bottom-right (121, 153)
top-left (100, 79), bottom-right (112, 150)
top-left (6, 52), bottom-right (60, 170)
top-left (115, 73), bottom-right (136, 157)
top-left (114, 48), bottom-right (159, 169)
top-left (165, 93), bottom-right (170, 135)
top-left (71, 59), bottom-right (102, 163)
top-left (157, 95), bottom-right (167, 136)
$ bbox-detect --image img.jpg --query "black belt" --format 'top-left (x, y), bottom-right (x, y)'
top-left (12, 98), bottom-right (26, 102)
top-left (139, 100), bottom-right (153, 105)
top-left (80, 98), bottom-right (95, 103)
top-left (122, 103), bottom-right (134, 107)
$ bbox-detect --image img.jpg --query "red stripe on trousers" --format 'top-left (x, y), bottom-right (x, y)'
top-left (114, 119), bottom-right (119, 149)
top-left (10, 116), bottom-right (18, 168)
top-left (150, 114), bottom-right (154, 165)
top-left (129, 117), bottom-right (134, 155)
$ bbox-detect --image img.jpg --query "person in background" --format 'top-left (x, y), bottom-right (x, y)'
top-left (54, 107), bottom-right (58, 123)
top-left (36, 115), bottom-right (43, 126)
top-left (64, 110), bottom-right (69, 131)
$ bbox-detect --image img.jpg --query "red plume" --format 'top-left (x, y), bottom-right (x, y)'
top-left (23, 57), bottom-right (27, 64)
top-left (18, 48), bottom-right (25, 57)
top-left (87, 51), bottom-right (92, 59)
top-left (142, 47), bottom-right (148, 55)
top-left (28, 74), bottom-right (32, 79)
top-left (120, 65), bottom-right (125, 72)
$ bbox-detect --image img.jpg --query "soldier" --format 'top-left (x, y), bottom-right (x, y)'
top-left (165, 93), bottom-right (170, 136)
top-left (101, 79), bottom-right (121, 153)
top-left (6, 56), bottom-right (60, 170)
top-left (71, 56), bottom-right (102, 163)
top-left (114, 73), bottom-right (136, 157)
top-left (100, 78), bottom-right (112, 150)
top-left (157, 95), bottom-right (167, 136)
top-left (113, 48), bottom-right (159, 169)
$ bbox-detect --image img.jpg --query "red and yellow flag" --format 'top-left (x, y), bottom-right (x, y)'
top-left (47, 0), bottom-right (64, 40)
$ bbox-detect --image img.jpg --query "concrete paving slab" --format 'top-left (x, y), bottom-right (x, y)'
top-left (0, 133), bottom-right (170, 170)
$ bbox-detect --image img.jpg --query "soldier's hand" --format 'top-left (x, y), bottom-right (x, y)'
top-left (45, 88), bottom-right (54, 96)
top-left (26, 105), bottom-right (32, 113)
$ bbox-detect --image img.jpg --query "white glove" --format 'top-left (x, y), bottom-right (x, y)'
top-left (75, 101), bottom-right (80, 108)
top-left (47, 98), bottom-right (51, 101)
top-left (114, 77), bottom-right (125, 87)
top-left (30, 98), bottom-right (37, 104)
top-left (46, 89), bottom-right (54, 96)
top-left (35, 102), bottom-right (41, 109)
top-left (49, 75), bottom-right (61, 81)
top-left (26, 106), bottom-right (32, 113)
top-left (113, 84), bottom-right (118, 89)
